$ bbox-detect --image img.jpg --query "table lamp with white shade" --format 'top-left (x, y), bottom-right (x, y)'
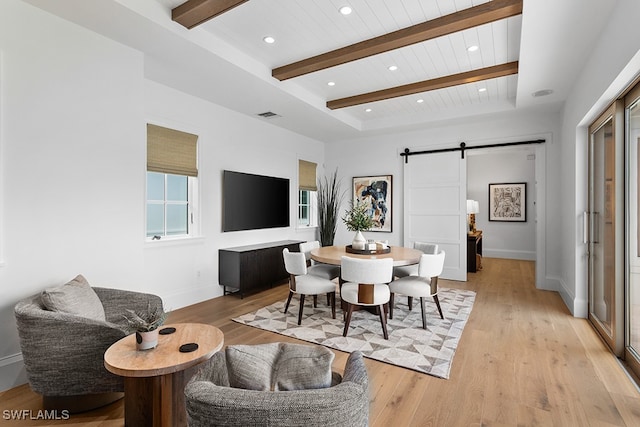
top-left (466, 200), bottom-right (479, 233)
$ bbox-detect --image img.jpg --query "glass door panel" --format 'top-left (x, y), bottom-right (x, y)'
top-left (588, 102), bottom-right (623, 355)
top-left (626, 83), bottom-right (640, 374)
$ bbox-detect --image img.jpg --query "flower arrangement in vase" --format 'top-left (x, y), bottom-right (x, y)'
top-left (342, 199), bottom-right (374, 250)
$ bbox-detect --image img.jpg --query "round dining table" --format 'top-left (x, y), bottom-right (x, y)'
top-left (310, 245), bottom-right (422, 266)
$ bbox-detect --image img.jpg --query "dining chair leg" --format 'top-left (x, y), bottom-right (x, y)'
top-left (433, 294), bottom-right (444, 319)
top-left (343, 303), bottom-right (354, 337)
top-left (330, 292), bottom-right (336, 319)
top-left (313, 295), bottom-right (318, 308)
top-left (420, 297), bottom-right (427, 329)
top-left (378, 304), bottom-right (389, 340)
top-left (298, 294), bottom-right (306, 325)
top-left (284, 291), bottom-right (294, 314)
top-left (407, 296), bottom-right (413, 311)
top-left (327, 293), bottom-right (330, 306)
top-left (389, 293), bottom-right (395, 319)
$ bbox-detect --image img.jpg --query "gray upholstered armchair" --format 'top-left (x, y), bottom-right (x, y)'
top-left (14, 275), bottom-right (163, 413)
top-left (185, 344), bottom-right (369, 427)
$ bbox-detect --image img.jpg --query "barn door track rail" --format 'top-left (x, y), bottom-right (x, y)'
top-left (400, 139), bottom-right (546, 163)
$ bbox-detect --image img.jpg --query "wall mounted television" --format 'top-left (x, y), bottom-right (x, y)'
top-left (222, 170), bottom-right (290, 232)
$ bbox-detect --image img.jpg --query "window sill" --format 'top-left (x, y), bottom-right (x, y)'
top-left (144, 235), bottom-right (204, 248)
top-left (296, 225), bottom-right (318, 231)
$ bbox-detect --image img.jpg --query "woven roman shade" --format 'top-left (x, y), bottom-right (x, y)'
top-left (147, 124), bottom-right (198, 177)
top-left (299, 160), bottom-right (317, 191)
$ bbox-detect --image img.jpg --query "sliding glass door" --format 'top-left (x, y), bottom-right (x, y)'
top-left (588, 102), bottom-right (624, 355)
top-left (625, 83), bottom-right (640, 376)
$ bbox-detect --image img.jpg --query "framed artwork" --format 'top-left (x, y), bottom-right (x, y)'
top-left (353, 175), bottom-right (392, 232)
top-left (489, 182), bottom-right (526, 222)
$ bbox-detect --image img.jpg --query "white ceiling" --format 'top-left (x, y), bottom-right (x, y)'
top-left (26, 0), bottom-right (617, 142)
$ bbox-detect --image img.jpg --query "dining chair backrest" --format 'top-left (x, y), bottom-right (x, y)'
top-left (414, 242), bottom-right (438, 255)
top-left (341, 256), bottom-right (393, 285)
top-left (299, 241), bottom-right (320, 261)
top-left (283, 248), bottom-right (307, 276)
top-left (417, 250), bottom-right (446, 278)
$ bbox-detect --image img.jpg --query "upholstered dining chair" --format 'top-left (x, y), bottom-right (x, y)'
top-left (393, 241), bottom-right (439, 279)
top-left (389, 250), bottom-right (446, 329)
top-left (340, 256), bottom-right (394, 340)
top-left (282, 248), bottom-right (336, 325)
top-left (299, 240), bottom-right (341, 281)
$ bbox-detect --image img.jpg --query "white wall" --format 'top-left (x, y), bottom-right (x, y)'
top-left (326, 110), bottom-right (561, 285)
top-left (0, 0), bottom-right (322, 391)
top-left (467, 148), bottom-right (537, 260)
top-left (559, 0), bottom-right (640, 317)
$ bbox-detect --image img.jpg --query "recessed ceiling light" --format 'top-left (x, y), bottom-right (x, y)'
top-left (388, 65), bottom-right (398, 71)
top-left (365, 108), bottom-right (372, 112)
top-left (417, 99), bottom-right (424, 103)
top-left (467, 45), bottom-right (479, 52)
top-left (339, 6), bottom-right (352, 15)
top-left (327, 81), bottom-right (336, 86)
top-left (263, 36), bottom-right (275, 44)
top-left (532, 89), bottom-right (554, 97)
top-left (478, 87), bottom-right (487, 93)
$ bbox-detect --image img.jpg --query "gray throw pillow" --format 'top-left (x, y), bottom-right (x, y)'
top-left (225, 342), bottom-right (334, 391)
top-left (40, 274), bottom-right (106, 321)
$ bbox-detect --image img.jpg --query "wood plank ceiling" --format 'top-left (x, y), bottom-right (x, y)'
top-left (169, 0), bottom-right (522, 118)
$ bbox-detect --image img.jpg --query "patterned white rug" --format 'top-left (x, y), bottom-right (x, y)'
top-left (232, 287), bottom-right (476, 379)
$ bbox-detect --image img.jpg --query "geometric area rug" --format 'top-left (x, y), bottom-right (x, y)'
top-left (232, 287), bottom-right (476, 379)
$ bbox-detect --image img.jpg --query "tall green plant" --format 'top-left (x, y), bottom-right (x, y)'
top-left (317, 169), bottom-right (343, 246)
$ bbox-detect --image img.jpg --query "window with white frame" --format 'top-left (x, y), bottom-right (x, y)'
top-left (298, 189), bottom-right (317, 227)
top-left (147, 172), bottom-right (198, 237)
top-left (298, 159), bottom-right (318, 227)
top-left (146, 124), bottom-right (198, 240)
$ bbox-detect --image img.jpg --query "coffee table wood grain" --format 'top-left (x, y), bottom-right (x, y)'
top-left (104, 323), bottom-right (224, 427)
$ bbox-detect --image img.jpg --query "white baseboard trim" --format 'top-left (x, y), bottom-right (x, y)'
top-left (555, 277), bottom-right (587, 318)
top-left (483, 249), bottom-right (536, 261)
top-left (0, 353), bottom-right (27, 392)
top-left (161, 284), bottom-right (221, 311)
top-left (539, 275), bottom-right (561, 292)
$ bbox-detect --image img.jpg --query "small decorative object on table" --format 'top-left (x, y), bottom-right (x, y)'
top-left (122, 302), bottom-right (169, 351)
top-left (345, 240), bottom-right (391, 254)
top-left (342, 200), bottom-right (374, 250)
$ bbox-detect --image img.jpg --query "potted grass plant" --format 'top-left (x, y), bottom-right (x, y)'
top-left (123, 303), bottom-right (168, 350)
top-left (317, 169), bottom-right (343, 247)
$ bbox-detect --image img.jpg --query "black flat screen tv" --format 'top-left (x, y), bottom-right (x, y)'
top-left (222, 170), bottom-right (290, 232)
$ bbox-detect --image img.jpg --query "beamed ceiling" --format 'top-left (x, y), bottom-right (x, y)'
top-left (25, 0), bottom-right (617, 141)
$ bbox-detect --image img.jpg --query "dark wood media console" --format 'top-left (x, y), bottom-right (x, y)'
top-left (219, 240), bottom-right (303, 298)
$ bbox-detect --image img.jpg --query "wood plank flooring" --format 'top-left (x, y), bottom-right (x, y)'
top-left (2, 258), bottom-right (640, 426)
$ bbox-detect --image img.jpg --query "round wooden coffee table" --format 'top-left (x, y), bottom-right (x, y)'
top-left (104, 323), bottom-right (224, 427)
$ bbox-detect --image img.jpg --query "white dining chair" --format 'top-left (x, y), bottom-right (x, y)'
top-left (389, 250), bottom-right (446, 329)
top-left (340, 256), bottom-right (394, 340)
top-left (299, 241), bottom-right (341, 281)
top-left (393, 242), bottom-right (439, 279)
top-left (282, 249), bottom-right (336, 325)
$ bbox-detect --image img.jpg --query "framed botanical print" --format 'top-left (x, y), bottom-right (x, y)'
top-left (489, 182), bottom-right (526, 222)
top-left (352, 175), bottom-right (392, 232)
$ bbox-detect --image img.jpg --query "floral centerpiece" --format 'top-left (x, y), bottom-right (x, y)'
top-left (342, 200), bottom-right (374, 250)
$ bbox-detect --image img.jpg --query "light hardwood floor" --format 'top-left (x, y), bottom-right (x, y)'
top-left (2, 258), bottom-right (640, 426)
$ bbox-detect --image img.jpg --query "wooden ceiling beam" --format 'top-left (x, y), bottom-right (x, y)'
top-left (273, 0), bottom-right (522, 81)
top-left (172, 0), bottom-right (249, 29)
top-left (326, 61), bottom-right (519, 110)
